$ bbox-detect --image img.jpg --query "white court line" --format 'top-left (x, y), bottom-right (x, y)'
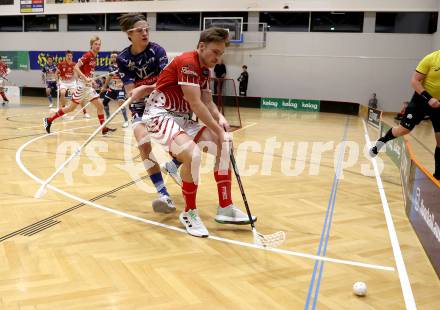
top-left (18, 118), bottom-right (98, 130)
top-left (237, 122), bottom-right (257, 131)
top-left (15, 121), bottom-right (394, 272)
top-left (362, 120), bottom-right (417, 309)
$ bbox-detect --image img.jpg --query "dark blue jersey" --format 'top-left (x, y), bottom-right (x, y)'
top-left (116, 42), bottom-right (168, 88)
top-left (42, 63), bottom-right (57, 82)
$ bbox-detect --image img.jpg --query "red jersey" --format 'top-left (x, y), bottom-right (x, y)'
top-left (57, 60), bottom-right (76, 81)
top-left (78, 51), bottom-right (97, 78)
top-left (156, 51), bottom-right (210, 113)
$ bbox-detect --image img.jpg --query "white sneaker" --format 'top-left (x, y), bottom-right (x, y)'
top-left (215, 204), bottom-right (257, 225)
top-left (84, 113), bottom-right (91, 119)
top-left (179, 209), bottom-right (209, 237)
top-left (160, 161), bottom-right (182, 186)
top-left (48, 103), bottom-right (53, 108)
top-left (152, 195), bottom-right (176, 214)
top-left (122, 121), bottom-right (129, 128)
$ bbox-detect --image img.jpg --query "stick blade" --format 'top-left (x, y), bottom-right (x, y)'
top-left (34, 185), bottom-right (47, 199)
top-left (253, 230), bottom-right (286, 248)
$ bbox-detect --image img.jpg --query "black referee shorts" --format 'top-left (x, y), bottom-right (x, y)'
top-left (400, 92), bottom-right (440, 132)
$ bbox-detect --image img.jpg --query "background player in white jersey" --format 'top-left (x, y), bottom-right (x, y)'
top-left (117, 13), bottom-right (179, 213)
top-left (42, 55), bottom-right (58, 108)
top-left (44, 36), bottom-right (116, 135)
top-left (101, 51), bottom-right (129, 128)
top-left (143, 27), bottom-right (256, 237)
top-left (0, 59), bottom-right (10, 105)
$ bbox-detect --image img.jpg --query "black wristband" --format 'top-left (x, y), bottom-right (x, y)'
top-left (420, 90), bottom-right (432, 103)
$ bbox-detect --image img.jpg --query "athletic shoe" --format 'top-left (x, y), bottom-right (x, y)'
top-left (48, 103), bottom-right (53, 108)
top-left (43, 118), bottom-right (52, 134)
top-left (102, 127), bottom-right (117, 136)
top-left (369, 141), bottom-right (385, 158)
top-left (215, 204), bottom-right (257, 225)
top-left (179, 209), bottom-right (209, 238)
top-left (122, 121), bottom-right (129, 128)
top-left (152, 195), bottom-right (176, 214)
top-left (84, 113), bottom-right (91, 119)
top-left (160, 161), bottom-right (182, 186)
top-left (369, 146), bottom-right (378, 158)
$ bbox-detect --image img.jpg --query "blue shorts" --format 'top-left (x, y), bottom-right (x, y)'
top-left (46, 81), bottom-right (57, 91)
top-left (130, 101), bottom-right (147, 124)
top-left (105, 88), bottom-right (125, 101)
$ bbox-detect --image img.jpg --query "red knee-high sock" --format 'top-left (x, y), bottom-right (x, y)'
top-left (0, 91), bottom-right (8, 101)
top-left (182, 181), bottom-right (198, 212)
top-left (48, 109), bottom-right (65, 122)
top-left (214, 170), bottom-right (232, 208)
top-left (98, 114), bottom-right (105, 126)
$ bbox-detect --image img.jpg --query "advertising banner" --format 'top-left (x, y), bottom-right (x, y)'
top-left (29, 51), bottom-right (113, 71)
top-left (367, 107), bottom-right (382, 128)
top-left (261, 97), bottom-right (320, 112)
top-left (0, 52), bottom-right (29, 70)
top-left (380, 122), bottom-right (403, 168)
top-left (406, 166), bottom-right (440, 277)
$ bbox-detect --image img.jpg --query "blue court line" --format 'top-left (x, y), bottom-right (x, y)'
top-left (305, 117), bottom-right (350, 310)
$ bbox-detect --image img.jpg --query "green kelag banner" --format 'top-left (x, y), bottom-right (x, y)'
top-left (261, 97), bottom-right (320, 112)
top-left (380, 121), bottom-right (403, 168)
top-left (0, 51), bottom-right (29, 70)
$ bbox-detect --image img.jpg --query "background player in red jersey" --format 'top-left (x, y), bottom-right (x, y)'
top-left (143, 27), bottom-right (256, 237)
top-left (57, 50), bottom-right (77, 109)
top-left (56, 50), bottom-right (88, 117)
top-left (44, 36), bottom-right (115, 135)
top-left (0, 59), bottom-right (10, 105)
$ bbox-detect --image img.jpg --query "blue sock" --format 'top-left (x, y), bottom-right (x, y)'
top-left (48, 96), bottom-right (53, 103)
top-left (150, 172), bottom-right (169, 196)
top-left (172, 158), bottom-right (181, 168)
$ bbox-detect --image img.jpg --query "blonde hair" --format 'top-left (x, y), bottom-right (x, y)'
top-left (90, 35), bottom-right (101, 47)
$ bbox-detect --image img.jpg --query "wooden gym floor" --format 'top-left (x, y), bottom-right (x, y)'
top-left (0, 97), bottom-right (438, 309)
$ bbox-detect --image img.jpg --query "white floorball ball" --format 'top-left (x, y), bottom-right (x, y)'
top-left (353, 281), bottom-right (367, 296)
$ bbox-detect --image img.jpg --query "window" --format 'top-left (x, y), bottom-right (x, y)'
top-left (311, 12), bottom-right (363, 32)
top-left (24, 15), bottom-right (58, 32)
top-left (156, 12), bottom-right (200, 31)
top-left (376, 12), bottom-right (437, 34)
top-left (202, 12), bottom-right (248, 31)
top-left (68, 14), bottom-right (105, 31)
top-left (0, 16), bottom-right (22, 32)
top-left (259, 12), bottom-right (309, 32)
top-left (106, 13), bottom-right (147, 31)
